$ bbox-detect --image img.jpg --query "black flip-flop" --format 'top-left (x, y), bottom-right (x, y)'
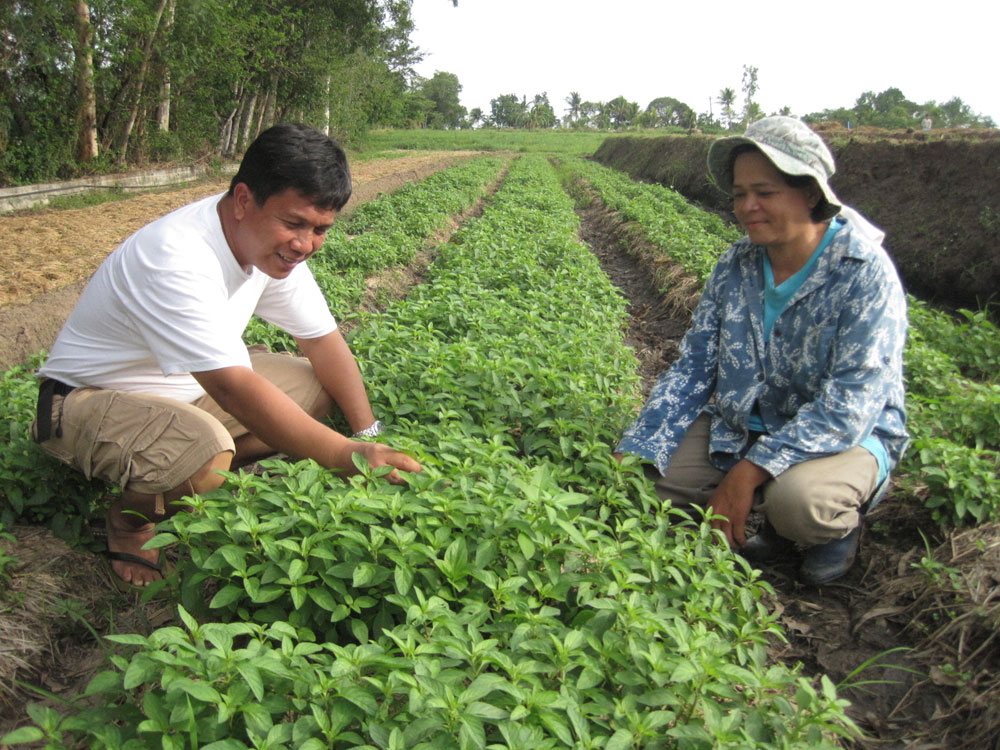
top-left (104, 549), bottom-right (165, 574)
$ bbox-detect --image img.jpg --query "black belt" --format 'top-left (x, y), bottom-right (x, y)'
top-left (34, 378), bottom-right (76, 443)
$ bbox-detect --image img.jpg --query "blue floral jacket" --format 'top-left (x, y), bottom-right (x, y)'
top-left (617, 218), bottom-right (909, 478)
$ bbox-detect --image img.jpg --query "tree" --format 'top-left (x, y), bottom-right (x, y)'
top-left (489, 94), bottom-right (528, 127)
top-left (739, 64), bottom-right (759, 127)
top-left (717, 87), bottom-right (737, 129)
top-left (605, 96), bottom-right (639, 129)
top-left (937, 96), bottom-right (996, 128)
top-left (564, 91), bottom-right (582, 126)
top-left (527, 93), bottom-right (556, 129)
top-left (644, 96), bottom-right (696, 129)
top-left (72, 0), bottom-right (98, 162)
top-left (418, 71), bottom-right (466, 129)
top-left (114, 0), bottom-right (172, 162)
top-left (580, 101), bottom-right (607, 129)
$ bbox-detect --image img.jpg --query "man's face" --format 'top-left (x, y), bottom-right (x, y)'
top-left (229, 184), bottom-right (337, 279)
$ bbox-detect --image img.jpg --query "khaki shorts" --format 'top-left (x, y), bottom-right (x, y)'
top-left (32, 347), bottom-right (326, 494)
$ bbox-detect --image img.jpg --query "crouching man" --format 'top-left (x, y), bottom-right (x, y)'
top-left (32, 123), bottom-right (422, 587)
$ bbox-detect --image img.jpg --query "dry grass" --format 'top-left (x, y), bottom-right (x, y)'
top-left (861, 523), bottom-right (1000, 749)
top-left (0, 527), bottom-right (107, 710)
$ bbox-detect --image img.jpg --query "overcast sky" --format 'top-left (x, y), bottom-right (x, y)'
top-left (409, 0), bottom-right (998, 125)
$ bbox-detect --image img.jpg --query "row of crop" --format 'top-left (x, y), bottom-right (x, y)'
top-left (244, 156), bottom-right (505, 350)
top-left (0, 157), bottom-right (505, 537)
top-left (562, 156), bottom-right (739, 284)
top-left (6, 156), bottom-right (856, 749)
top-left (900, 300), bottom-right (1000, 523)
top-left (562, 157), bottom-right (1000, 526)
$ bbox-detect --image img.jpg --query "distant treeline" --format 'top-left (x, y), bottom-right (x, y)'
top-left (1, 1), bottom-right (994, 188)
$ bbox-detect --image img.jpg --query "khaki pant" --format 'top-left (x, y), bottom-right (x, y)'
top-left (645, 413), bottom-right (879, 545)
top-left (32, 348), bottom-right (326, 494)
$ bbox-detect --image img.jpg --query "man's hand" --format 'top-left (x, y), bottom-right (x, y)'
top-left (707, 459), bottom-right (771, 548)
top-left (351, 441), bottom-right (422, 485)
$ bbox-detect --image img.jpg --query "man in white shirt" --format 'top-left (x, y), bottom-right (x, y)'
top-left (33, 123), bottom-right (422, 587)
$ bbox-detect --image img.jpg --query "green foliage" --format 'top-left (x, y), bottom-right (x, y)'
top-left (804, 87), bottom-right (995, 129)
top-left (561, 157), bottom-right (740, 283)
top-left (901, 296), bottom-right (1000, 523)
top-left (640, 97), bottom-right (697, 129)
top-left (0, 355), bottom-right (106, 538)
top-left (361, 128), bottom-right (609, 156)
top-left (0, 0), bottom-right (417, 184)
top-left (5, 156), bottom-right (857, 749)
top-left (416, 71), bottom-right (467, 129)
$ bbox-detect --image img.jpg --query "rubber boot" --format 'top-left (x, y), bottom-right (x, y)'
top-left (799, 524), bottom-right (861, 585)
top-left (738, 519), bottom-right (796, 564)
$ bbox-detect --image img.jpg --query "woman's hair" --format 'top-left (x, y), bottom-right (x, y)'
top-left (727, 143), bottom-right (829, 222)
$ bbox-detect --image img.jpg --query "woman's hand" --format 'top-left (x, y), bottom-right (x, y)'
top-left (707, 459), bottom-right (771, 547)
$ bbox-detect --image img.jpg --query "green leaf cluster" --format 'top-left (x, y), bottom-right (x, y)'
top-left (900, 297), bottom-right (1000, 523)
top-left (0, 354), bottom-right (106, 537)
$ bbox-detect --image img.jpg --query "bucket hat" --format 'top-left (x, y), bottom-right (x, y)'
top-left (707, 116), bottom-right (841, 221)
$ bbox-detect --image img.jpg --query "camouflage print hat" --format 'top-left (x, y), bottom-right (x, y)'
top-left (707, 116), bottom-right (842, 221)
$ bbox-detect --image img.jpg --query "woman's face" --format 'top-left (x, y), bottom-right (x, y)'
top-left (731, 150), bottom-right (820, 254)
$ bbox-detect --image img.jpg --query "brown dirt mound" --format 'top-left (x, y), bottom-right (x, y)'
top-left (592, 129), bottom-right (1000, 312)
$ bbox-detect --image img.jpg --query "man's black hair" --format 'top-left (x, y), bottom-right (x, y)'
top-left (228, 123), bottom-right (352, 211)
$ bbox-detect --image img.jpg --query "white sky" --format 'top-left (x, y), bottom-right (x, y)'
top-left (409, 0), bottom-right (999, 125)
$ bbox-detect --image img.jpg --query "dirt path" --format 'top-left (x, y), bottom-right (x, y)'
top-left (0, 151), bottom-right (481, 370)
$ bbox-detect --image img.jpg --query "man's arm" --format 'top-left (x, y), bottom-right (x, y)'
top-left (294, 330), bottom-right (376, 434)
top-left (192, 366), bottom-right (420, 483)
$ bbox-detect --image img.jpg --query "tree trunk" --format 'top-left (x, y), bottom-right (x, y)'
top-left (72, 0), bottom-right (99, 162)
top-left (260, 72), bottom-right (279, 131)
top-left (237, 91), bottom-right (258, 153)
top-left (226, 90), bottom-right (248, 156)
top-left (218, 81), bottom-right (243, 155)
top-left (156, 0), bottom-right (177, 131)
top-left (323, 75), bottom-right (331, 136)
top-left (115, 0), bottom-right (170, 162)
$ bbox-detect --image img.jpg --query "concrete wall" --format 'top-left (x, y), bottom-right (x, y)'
top-left (0, 164), bottom-right (238, 213)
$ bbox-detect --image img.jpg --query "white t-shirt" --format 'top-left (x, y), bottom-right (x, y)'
top-left (40, 194), bottom-right (337, 402)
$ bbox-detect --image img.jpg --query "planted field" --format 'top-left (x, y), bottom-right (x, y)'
top-left (1, 144), bottom-right (998, 748)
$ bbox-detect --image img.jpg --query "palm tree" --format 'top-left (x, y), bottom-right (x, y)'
top-left (717, 87), bottom-right (737, 129)
top-left (564, 91), bottom-right (582, 126)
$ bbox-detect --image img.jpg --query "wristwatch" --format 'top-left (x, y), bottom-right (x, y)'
top-left (353, 420), bottom-right (384, 438)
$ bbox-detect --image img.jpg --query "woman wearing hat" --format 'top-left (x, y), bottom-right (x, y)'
top-left (615, 116), bottom-right (908, 584)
